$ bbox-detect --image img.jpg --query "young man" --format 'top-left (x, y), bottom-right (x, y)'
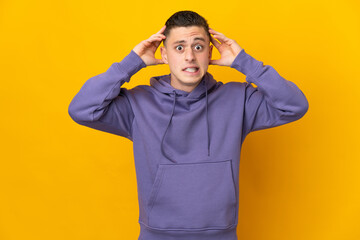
top-left (68, 10), bottom-right (308, 240)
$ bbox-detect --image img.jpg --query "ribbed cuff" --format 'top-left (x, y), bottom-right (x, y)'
top-left (113, 50), bottom-right (147, 81)
top-left (230, 49), bottom-right (263, 76)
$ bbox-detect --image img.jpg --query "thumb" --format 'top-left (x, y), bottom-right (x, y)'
top-left (209, 59), bottom-right (221, 66)
top-left (155, 58), bottom-right (165, 65)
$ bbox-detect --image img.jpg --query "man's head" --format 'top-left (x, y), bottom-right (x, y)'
top-left (162, 11), bottom-right (211, 47)
top-left (160, 11), bottom-right (213, 93)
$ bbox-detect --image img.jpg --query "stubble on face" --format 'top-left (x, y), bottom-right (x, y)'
top-left (161, 26), bottom-right (213, 93)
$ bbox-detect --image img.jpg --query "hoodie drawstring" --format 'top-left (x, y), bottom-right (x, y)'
top-left (160, 80), bottom-right (210, 163)
top-left (160, 90), bottom-right (178, 163)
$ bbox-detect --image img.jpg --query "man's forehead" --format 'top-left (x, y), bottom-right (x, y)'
top-left (167, 26), bottom-right (209, 43)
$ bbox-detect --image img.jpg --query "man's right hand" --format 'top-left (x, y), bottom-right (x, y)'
top-left (132, 26), bottom-right (166, 66)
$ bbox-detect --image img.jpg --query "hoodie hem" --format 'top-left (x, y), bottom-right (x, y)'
top-left (138, 222), bottom-right (238, 240)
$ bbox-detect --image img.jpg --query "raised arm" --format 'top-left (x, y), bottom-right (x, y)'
top-left (209, 28), bottom-right (308, 135)
top-left (68, 26), bottom-right (166, 140)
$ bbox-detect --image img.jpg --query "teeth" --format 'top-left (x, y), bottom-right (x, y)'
top-left (184, 68), bottom-right (197, 72)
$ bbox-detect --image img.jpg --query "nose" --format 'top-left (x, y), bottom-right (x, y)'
top-left (185, 48), bottom-right (195, 62)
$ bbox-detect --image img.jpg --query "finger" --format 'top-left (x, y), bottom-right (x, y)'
top-left (146, 35), bottom-right (165, 45)
top-left (150, 36), bottom-right (166, 42)
top-left (209, 28), bottom-right (224, 36)
top-left (209, 28), bottom-right (229, 41)
top-left (149, 33), bottom-right (166, 41)
top-left (153, 38), bottom-right (164, 48)
top-left (211, 33), bottom-right (229, 44)
top-left (208, 28), bottom-right (217, 33)
top-left (156, 25), bottom-right (166, 34)
top-left (210, 35), bottom-right (221, 49)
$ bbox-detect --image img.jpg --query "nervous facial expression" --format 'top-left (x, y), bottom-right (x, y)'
top-left (160, 26), bottom-right (213, 92)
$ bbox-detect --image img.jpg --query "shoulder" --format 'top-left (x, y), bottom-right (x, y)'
top-left (129, 84), bottom-right (152, 92)
top-left (220, 81), bottom-right (250, 92)
top-left (123, 84), bottom-right (158, 99)
top-left (224, 81), bottom-right (258, 93)
top-left (215, 81), bottom-right (259, 103)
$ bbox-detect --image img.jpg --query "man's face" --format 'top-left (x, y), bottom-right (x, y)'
top-left (160, 26), bottom-right (213, 92)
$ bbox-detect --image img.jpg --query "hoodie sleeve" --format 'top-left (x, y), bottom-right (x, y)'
top-left (230, 49), bottom-right (309, 136)
top-left (68, 50), bottom-right (146, 140)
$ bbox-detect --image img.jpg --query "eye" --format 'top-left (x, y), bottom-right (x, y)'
top-left (194, 44), bottom-right (203, 51)
top-left (176, 45), bottom-right (183, 51)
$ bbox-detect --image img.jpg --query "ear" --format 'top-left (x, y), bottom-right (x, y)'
top-left (160, 46), bottom-right (168, 64)
top-left (208, 45), bottom-right (213, 61)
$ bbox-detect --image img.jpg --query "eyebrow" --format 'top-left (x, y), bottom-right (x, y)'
top-left (172, 37), bottom-right (206, 45)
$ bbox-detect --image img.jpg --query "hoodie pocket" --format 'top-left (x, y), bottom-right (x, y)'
top-left (146, 159), bottom-right (237, 230)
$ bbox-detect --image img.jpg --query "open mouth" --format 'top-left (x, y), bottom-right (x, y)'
top-left (183, 67), bottom-right (199, 73)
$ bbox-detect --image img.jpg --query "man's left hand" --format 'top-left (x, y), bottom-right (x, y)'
top-left (209, 28), bottom-right (243, 66)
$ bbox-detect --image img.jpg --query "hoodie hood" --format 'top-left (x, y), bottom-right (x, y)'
top-left (150, 72), bottom-right (218, 163)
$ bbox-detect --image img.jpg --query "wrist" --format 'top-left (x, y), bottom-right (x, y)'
top-left (114, 50), bottom-right (147, 79)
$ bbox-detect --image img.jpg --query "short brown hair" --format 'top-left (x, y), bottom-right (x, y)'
top-left (163, 10), bottom-right (211, 46)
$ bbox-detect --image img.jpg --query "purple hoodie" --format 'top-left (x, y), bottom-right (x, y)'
top-left (68, 49), bottom-right (308, 240)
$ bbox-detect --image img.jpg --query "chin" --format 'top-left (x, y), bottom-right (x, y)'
top-left (182, 72), bottom-right (205, 82)
top-left (182, 77), bottom-right (202, 85)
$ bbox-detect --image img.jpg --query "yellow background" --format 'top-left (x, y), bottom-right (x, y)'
top-left (1, 0), bottom-right (359, 239)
